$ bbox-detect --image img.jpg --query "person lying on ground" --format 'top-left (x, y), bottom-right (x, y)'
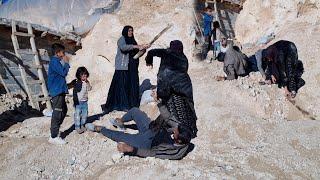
top-left (85, 108), bottom-right (191, 160)
top-left (215, 45), bottom-right (248, 81)
top-left (73, 67), bottom-right (92, 134)
top-left (145, 40), bottom-right (198, 138)
top-left (47, 43), bottom-right (71, 145)
top-left (262, 40), bottom-right (305, 98)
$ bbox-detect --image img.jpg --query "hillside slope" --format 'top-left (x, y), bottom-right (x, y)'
top-left (0, 0), bottom-right (319, 179)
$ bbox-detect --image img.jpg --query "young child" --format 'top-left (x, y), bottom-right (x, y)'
top-left (212, 21), bottom-right (225, 61)
top-left (47, 43), bottom-right (70, 145)
top-left (73, 67), bottom-right (92, 134)
top-left (202, 7), bottom-right (214, 60)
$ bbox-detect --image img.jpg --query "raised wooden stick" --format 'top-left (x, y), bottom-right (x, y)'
top-left (133, 24), bottom-right (173, 59)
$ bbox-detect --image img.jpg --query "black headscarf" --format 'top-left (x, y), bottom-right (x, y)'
top-left (122, 25), bottom-right (137, 45)
top-left (121, 25), bottom-right (139, 58)
top-left (264, 46), bottom-right (278, 62)
top-left (169, 40), bottom-right (183, 54)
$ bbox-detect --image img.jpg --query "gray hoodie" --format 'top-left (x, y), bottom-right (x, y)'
top-left (114, 36), bottom-right (135, 70)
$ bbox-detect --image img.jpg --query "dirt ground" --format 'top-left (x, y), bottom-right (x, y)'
top-left (1, 0), bottom-right (320, 179)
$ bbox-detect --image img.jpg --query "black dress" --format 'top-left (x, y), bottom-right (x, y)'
top-left (127, 54), bottom-right (140, 108)
top-left (103, 50), bottom-right (140, 114)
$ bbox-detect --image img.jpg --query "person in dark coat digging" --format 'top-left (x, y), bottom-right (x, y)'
top-left (262, 40), bottom-right (305, 98)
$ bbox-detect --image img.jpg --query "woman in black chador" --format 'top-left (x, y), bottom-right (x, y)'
top-left (103, 26), bottom-right (147, 113)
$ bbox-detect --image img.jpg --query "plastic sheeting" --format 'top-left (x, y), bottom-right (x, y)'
top-left (0, 0), bottom-right (121, 35)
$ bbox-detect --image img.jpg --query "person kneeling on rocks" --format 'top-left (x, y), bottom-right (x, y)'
top-left (262, 40), bottom-right (305, 98)
top-left (215, 45), bottom-right (248, 81)
top-left (86, 107), bottom-right (191, 160)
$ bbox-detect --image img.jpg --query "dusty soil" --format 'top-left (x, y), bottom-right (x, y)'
top-left (0, 0), bottom-right (320, 179)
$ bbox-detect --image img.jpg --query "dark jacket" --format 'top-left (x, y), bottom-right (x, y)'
top-left (127, 143), bottom-right (190, 160)
top-left (72, 80), bottom-right (92, 106)
top-left (165, 94), bottom-right (198, 138)
top-left (145, 49), bottom-right (192, 102)
top-left (47, 56), bottom-right (70, 97)
top-left (146, 49), bottom-right (197, 138)
top-left (264, 40), bottom-right (302, 92)
top-left (73, 80), bottom-right (82, 107)
top-left (128, 123), bottom-right (190, 160)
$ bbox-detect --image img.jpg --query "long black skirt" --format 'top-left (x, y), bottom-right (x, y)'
top-left (103, 70), bottom-right (131, 113)
top-left (103, 58), bottom-right (140, 114)
top-left (127, 57), bottom-right (140, 108)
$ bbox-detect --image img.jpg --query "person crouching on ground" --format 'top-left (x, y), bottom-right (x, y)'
top-left (47, 43), bottom-right (70, 145)
top-left (262, 40), bottom-right (305, 98)
top-left (73, 67), bottom-right (92, 134)
top-left (85, 107), bottom-right (191, 160)
top-left (215, 45), bottom-right (248, 81)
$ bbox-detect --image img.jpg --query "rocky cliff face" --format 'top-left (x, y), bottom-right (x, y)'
top-left (235, 0), bottom-right (320, 44)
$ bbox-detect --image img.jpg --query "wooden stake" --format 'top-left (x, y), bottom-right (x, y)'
top-left (11, 20), bottom-right (36, 109)
top-left (27, 23), bottom-right (52, 111)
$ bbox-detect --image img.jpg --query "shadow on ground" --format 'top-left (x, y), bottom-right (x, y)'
top-left (0, 102), bottom-right (43, 132)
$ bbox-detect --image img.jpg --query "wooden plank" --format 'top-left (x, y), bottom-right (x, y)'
top-left (27, 23), bottom-right (52, 111)
top-left (19, 65), bottom-right (37, 108)
top-left (14, 32), bottom-right (35, 37)
top-left (28, 64), bottom-right (43, 69)
top-left (33, 96), bottom-right (51, 102)
top-left (11, 20), bottom-right (37, 109)
top-left (17, 49), bottom-right (37, 55)
top-left (27, 79), bottom-right (44, 85)
top-left (213, 0), bottom-right (220, 23)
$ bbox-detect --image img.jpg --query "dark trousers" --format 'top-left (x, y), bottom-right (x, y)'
top-left (50, 94), bottom-right (67, 138)
top-left (286, 43), bottom-right (299, 92)
top-left (202, 35), bottom-right (212, 60)
top-left (101, 108), bottom-right (155, 149)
